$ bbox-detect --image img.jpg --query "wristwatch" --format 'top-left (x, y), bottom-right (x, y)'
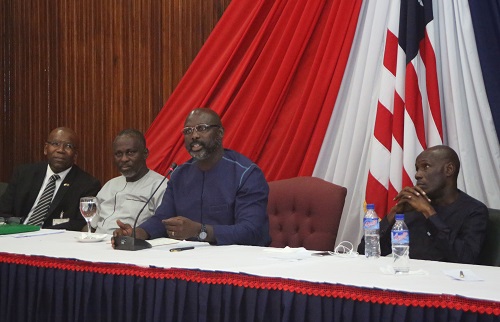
top-left (198, 224), bottom-right (207, 241)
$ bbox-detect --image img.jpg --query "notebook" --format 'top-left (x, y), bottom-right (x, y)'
top-left (0, 224), bottom-right (41, 235)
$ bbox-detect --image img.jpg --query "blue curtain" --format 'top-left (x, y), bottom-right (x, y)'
top-left (469, 0), bottom-right (500, 143)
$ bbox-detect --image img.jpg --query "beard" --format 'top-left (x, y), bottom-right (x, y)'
top-left (189, 137), bottom-right (222, 160)
top-left (121, 169), bottom-right (138, 178)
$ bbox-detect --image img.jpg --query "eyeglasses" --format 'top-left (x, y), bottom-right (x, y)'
top-left (46, 141), bottom-right (76, 151)
top-left (182, 124), bottom-right (220, 136)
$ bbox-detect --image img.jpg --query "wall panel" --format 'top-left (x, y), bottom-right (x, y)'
top-left (0, 0), bottom-right (231, 184)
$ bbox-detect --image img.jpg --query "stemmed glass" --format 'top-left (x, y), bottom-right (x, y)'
top-left (80, 196), bottom-right (98, 238)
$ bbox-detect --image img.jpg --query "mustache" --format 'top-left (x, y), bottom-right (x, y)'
top-left (190, 141), bottom-right (206, 149)
top-left (117, 161), bottom-right (135, 171)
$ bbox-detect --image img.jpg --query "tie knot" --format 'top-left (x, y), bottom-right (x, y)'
top-left (50, 174), bottom-right (60, 182)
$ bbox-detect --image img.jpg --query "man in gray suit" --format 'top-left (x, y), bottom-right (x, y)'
top-left (0, 127), bottom-right (101, 231)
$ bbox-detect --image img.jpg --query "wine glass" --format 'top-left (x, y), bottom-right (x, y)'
top-left (80, 196), bottom-right (98, 238)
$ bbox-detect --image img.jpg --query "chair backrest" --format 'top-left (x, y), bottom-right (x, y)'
top-left (477, 208), bottom-right (500, 267)
top-left (267, 176), bottom-right (347, 251)
top-left (0, 182), bottom-right (8, 198)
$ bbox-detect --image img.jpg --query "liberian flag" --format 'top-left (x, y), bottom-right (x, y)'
top-left (365, 0), bottom-right (443, 217)
top-left (146, 0), bottom-right (500, 246)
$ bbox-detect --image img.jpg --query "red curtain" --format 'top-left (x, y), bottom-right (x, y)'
top-left (146, 0), bottom-right (362, 181)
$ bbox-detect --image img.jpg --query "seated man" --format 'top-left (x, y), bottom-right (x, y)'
top-left (113, 108), bottom-right (271, 247)
top-left (0, 127), bottom-right (101, 231)
top-left (358, 145), bottom-right (488, 264)
top-left (91, 129), bottom-right (168, 234)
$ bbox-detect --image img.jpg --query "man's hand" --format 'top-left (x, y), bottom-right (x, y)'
top-left (111, 220), bottom-right (133, 248)
top-left (163, 216), bottom-right (200, 240)
top-left (388, 186), bottom-right (435, 222)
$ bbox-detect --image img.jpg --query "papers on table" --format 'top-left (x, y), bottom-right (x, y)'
top-left (262, 246), bottom-right (311, 261)
top-left (148, 237), bottom-right (179, 247)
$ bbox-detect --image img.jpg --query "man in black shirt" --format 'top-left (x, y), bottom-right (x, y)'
top-left (358, 145), bottom-right (488, 264)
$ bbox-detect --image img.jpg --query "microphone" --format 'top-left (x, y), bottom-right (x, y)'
top-left (114, 162), bottom-right (177, 251)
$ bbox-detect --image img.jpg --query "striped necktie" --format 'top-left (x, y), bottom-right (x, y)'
top-left (28, 174), bottom-right (60, 226)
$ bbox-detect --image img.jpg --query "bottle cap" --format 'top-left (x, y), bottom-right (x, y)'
top-left (395, 214), bottom-right (404, 221)
top-left (366, 204), bottom-right (375, 210)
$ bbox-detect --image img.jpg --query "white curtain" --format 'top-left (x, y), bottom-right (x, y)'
top-left (314, 0), bottom-right (500, 247)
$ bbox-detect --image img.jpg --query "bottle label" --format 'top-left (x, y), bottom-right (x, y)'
top-left (391, 230), bottom-right (409, 244)
top-left (363, 218), bottom-right (379, 230)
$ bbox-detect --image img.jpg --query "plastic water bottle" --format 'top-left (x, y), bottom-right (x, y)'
top-left (363, 204), bottom-right (380, 258)
top-left (391, 214), bottom-right (410, 273)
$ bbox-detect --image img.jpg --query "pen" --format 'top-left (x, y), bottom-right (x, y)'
top-left (170, 246), bottom-right (195, 252)
top-left (14, 230), bottom-right (65, 238)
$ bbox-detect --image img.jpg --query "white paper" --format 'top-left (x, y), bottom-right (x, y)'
top-left (148, 237), bottom-right (179, 247)
top-left (262, 246), bottom-right (311, 261)
top-left (263, 246), bottom-right (307, 253)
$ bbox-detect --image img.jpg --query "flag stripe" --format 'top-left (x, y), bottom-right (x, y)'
top-left (383, 31), bottom-right (399, 75)
top-left (392, 90), bottom-right (405, 147)
top-left (405, 62), bottom-right (427, 148)
top-left (421, 29), bottom-right (443, 139)
top-left (366, 0), bottom-right (442, 217)
top-left (374, 102), bottom-right (393, 151)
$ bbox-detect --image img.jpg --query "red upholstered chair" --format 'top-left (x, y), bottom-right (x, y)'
top-left (267, 176), bottom-right (347, 251)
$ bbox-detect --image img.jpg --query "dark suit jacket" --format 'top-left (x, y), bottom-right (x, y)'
top-left (0, 162), bottom-right (101, 231)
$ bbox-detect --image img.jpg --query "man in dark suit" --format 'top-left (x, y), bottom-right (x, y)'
top-left (358, 145), bottom-right (488, 264)
top-left (0, 127), bottom-right (101, 231)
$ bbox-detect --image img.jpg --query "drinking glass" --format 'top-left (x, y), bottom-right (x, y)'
top-left (80, 196), bottom-right (98, 238)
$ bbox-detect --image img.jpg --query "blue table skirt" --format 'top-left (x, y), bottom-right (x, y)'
top-left (1, 253), bottom-right (499, 322)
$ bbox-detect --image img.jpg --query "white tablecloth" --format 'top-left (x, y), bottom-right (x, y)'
top-left (1, 229), bottom-right (499, 302)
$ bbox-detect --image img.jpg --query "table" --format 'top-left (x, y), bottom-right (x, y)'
top-left (1, 230), bottom-right (499, 322)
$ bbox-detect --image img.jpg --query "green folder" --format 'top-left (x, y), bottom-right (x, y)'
top-left (0, 224), bottom-right (41, 235)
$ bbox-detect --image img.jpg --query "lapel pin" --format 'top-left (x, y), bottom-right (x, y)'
top-left (63, 183), bottom-right (70, 187)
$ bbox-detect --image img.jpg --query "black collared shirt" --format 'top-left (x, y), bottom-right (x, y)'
top-left (359, 190), bottom-right (488, 264)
